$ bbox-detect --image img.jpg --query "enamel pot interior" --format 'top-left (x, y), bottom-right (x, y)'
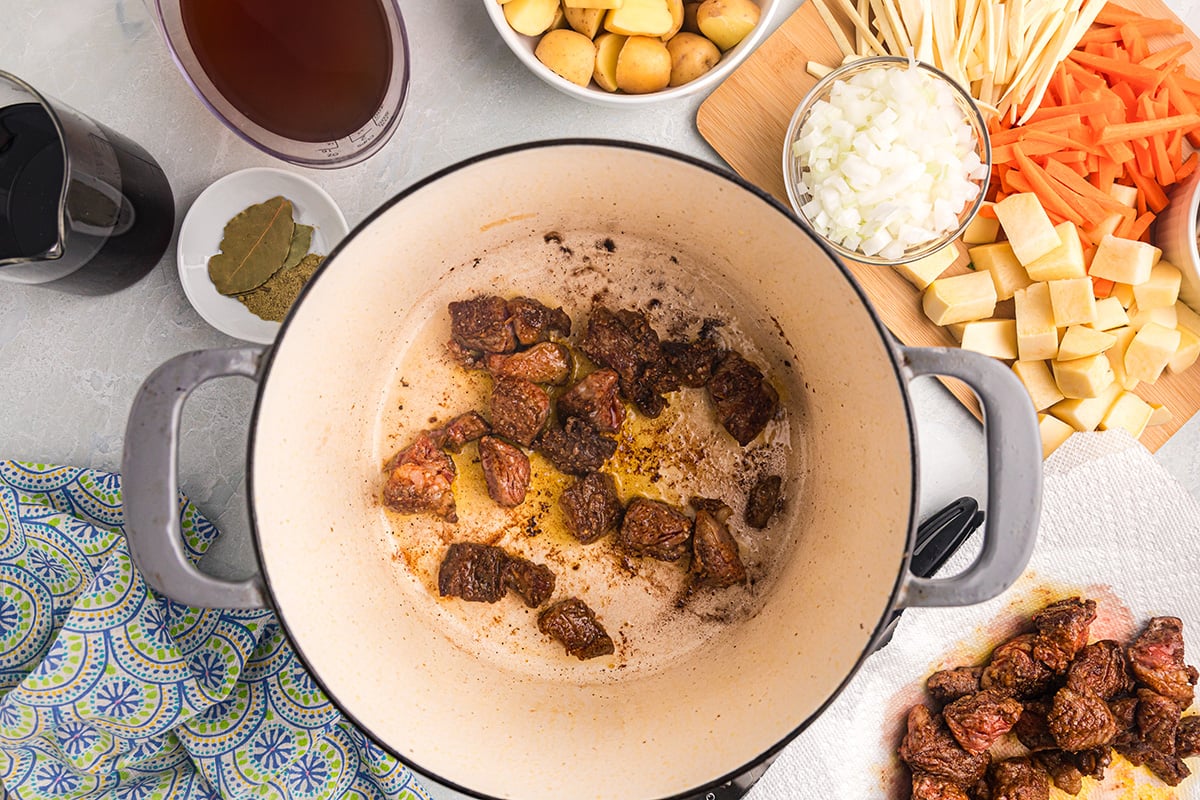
top-left (248, 141), bottom-right (917, 800)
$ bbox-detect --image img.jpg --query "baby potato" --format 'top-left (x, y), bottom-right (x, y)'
top-left (504, 0), bottom-right (561, 36)
top-left (593, 32), bottom-right (628, 92)
top-left (606, 0), bottom-right (675, 37)
top-left (564, 6), bottom-right (605, 39)
top-left (536, 29), bottom-right (598, 87)
top-left (616, 35), bottom-right (672, 93)
top-left (662, 0), bottom-right (685, 40)
top-left (696, 0), bottom-right (760, 50)
top-left (666, 32), bottom-right (720, 86)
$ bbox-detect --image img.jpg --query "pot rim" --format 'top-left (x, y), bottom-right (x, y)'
top-left (245, 138), bottom-right (922, 800)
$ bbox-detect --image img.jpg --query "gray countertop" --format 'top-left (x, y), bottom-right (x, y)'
top-left (2, 2), bottom-right (1198, 798)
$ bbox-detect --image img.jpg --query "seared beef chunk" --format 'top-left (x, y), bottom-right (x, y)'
top-left (911, 773), bottom-right (970, 800)
top-left (1066, 640), bottom-right (1133, 700)
top-left (446, 338), bottom-right (483, 369)
top-left (559, 472), bottom-right (623, 544)
top-left (1177, 715), bottom-right (1200, 758)
top-left (485, 342), bottom-right (573, 385)
top-left (449, 295), bottom-right (516, 354)
top-left (580, 307), bottom-right (642, 386)
top-left (507, 296), bottom-right (570, 345)
top-left (580, 306), bottom-right (676, 418)
top-left (1031, 751), bottom-right (1083, 795)
top-left (1013, 699), bottom-right (1056, 752)
top-left (1128, 617), bottom-right (1198, 708)
top-left (988, 757), bottom-right (1049, 800)
top-left (501, 555), bottom-right (555, 608)
top-left (536, 417), bottom-right (617, 475)
top-left (537, 597), bottom-right (614, 660)
top-left (688, 505), bottom-right (747, 590)
top-left (943, 690), bottom-right (1023, 754)
top-left (382, 431), bottom-right (458, 522)
top-left (437, 543), bottom-right (507, 602)
top-left (745, 474), bottom-right (782, 529)
top-left (615, 308), bottom-right (680, 392)
top-left (1109, 696), bottom-right (1139, 733)
top-left (491, 377), bottom-right (550, 446)
top-left (982, 634), bottom-right (1056, 699)
top-left (690, 496), bottom-right (732, 518)
top-left (617, 498), bottom-right (693, 562)
top-left (1115, 737), bottom-right (1191, 785)
top-left (1136, 688), bottom-right (1181, 754)
top-left (928, 667), bottom-right (985, 705)
top-left (1047, 686), bottom-right (1118, 752)
top-left (478, 436), bottom-right (530, 507)
top-left (898, 705), bottom-right (990, 786)
top-left (433, 411), bottom-right (490, 453)
top-left (662, 337), bottom-right (720, 387)
top-left (557, 369), bottom-right (626, 434)
top-left (1072, 747), bottom-right (1112, 780)
top-left (1032, 598), bottom-right (1096, 673)
top-left (707, 352), bottom-right (779, 446)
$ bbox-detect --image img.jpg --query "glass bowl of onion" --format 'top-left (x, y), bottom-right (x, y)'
top-left (783, 56), bottom-right (991, 266)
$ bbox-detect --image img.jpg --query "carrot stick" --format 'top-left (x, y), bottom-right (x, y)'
top-left (1070, 51), bottom-right (1166, 92)
top-left (1092, 277), bottom-right (1116, 299)
top-left (1125, 166), bottom-right (1170, 213)
top-left (1141, 43), bottom-right (1193, 71)
top-left (1176, 152), bottom-right (1198, 181)
top-left (1129, 212), bottom-right (1156, 242)
top-left (1012, 146), bottom-right (1086, 226)
top-left (1026, 99), bottom-right (1120, 123)
top-left (1044, 160), bottom-right (1127, 212)
top-left (1096, 115), bottom-right (1200, 145)
top-left (1164, 73), bottom-right (1200, 148)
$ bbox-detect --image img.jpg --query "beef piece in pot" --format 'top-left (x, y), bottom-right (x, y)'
top-left (661, 337), bottom-right (720, 387)
top-left (1066, 640), bottom-right (1133, 700)
top-left (1128, 616), bottom-right (1199, 708)
top-left (688, 504), bottom-right (747, 591)
top-left (485, 342), bottom-right (573, 385)
top-left (615, 308), bottom-right (680, 394)
top-left (559, 472), bottom-right (622, 545)
top-left (579, 306), bottom-right (675, 418)
top-left (707, 351), bottom-right (779, 446)
top-left (1013, 699), bottom-right (1056, 752)
top-left (446, 338), bottom-right (483, 369)
top-left (557, 369), bottom-right (625, 434)
top-left (1032, 598), bottom-right (1096, 673)
top-left (745, 474), bottom-right (782, 529)
top-left (617, 497), bottom-right (693, 562)
top-left (490, 377), bottom-right (550, 447)
top-left (432, 411), bottom-right (490, 453)
top-left (382, 431), bottom-right (457, 522)
top-left (911, 773), bottom-right (970, 800)
top-left (1178, 715), bottom-right (1200, 759)
top-left (478, 436), bottom-right (530, 507)
top-left (538, 597), bottom-right (614, 660)
top-left (536, 417), bottom-right (617, 475)
top-left (449, 295), bottom-right (516, 354)
top-left (898, 704), bottom-right (989, 787)
top-left (1136, 688), bottom-right (1182, 754)
top-left (1047, 686), bottom-right (1118, 752)
top-left (988, 757), bottom-right (1049, 800)
top-left (437, 543), bottom-right (508, 603)
top-left (928, 666), bottom-right (985, 705)
top-left (507, 296), bottom-right (570, 345)
top-left (943, 689), bottom-right (1023, 754)
top-left (981, 634), bottom-right (1056, 699)
top-left (501, 555), bottom-right (555, 608)
top-left (1031, 751), bottom-right (1083, 796)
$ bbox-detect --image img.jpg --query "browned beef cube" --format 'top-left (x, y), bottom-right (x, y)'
top-left (437, 543), bottom-right (508, 602)
top-left (1136, 688), bottom-right (1182, 754)
top-left (662, 337), bottom-right (720, 387)
top-left (981, 634), bottom-right (1056, 699)
top-left (1013, 699), bottom-right (1056, 752)
top-left (898, 705), bottom-right (990, 787)
top-left (557, 369), bottom-right (625, 434)
top-left (1109, 696), bottom-right (1139, 732)
top-left (559, 472), bottom-right (622, 544)
top-left (1031, 751), bottom-right (1083, 796)
top-left (491, 377), bottom-right (550, 446)
top-left (988, 757), bottom-right (1049, 800)
top-left (536, 417), bottom-right (617, 475)
top-left (433, 411), bottom-right (490, 453)
top-left (1048, 687), bottom-right (1118, 752)
top-left (614, 308), bottom-right (679, 395)
top-left (707, 352), bottom-right (779, 446)
top-left (580, 307), bottom-right (675, 418)
top-left (1071, 747), bottom-right (1112, 780)
top-left (1066, 640), bottom-right (1133, 700)
top-left (1115, 738), bottom-right (1191, 785)
top-left (943, 690), bottom-right (1023, 754)
top-left (446, 338), bottom-right (483, 369)
top-left (1032, 598), bottom-right (1096, 673)
top-left (507, 296), bottom-right (570, 345)
top-left (580, 307), bottom-right (642, 386)
top-left (745, 474), bottom-right (782, 529)
top-left (449, 296), bottom-right (516, 354)
top-left (1128, 617), bottom-right (1198, 708)
top-left (501, 555), bottom-right (555, 608)
top-left (689, 507), bottom-right (747, 590)
top-left (1178, 715), bottom-right (1200, 759)
top-left (928, 666), bottom-right (985, 705)
top-left (911, 773), bottom-right (970, 800)
top-left (690, 496), bottom-right (732, 520)
top-left (485, 342), bottom-right (573, 385)
top-left (382, 431), bottom-right (458, 522)
top-left (537, 597), bottom-right (614, 660)
top-left (617, 497), bottom-right (693, 562)
top-left (478, 436), bottom-right (530, 507)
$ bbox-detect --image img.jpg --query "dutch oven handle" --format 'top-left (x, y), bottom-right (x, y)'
top-left (895, 346), bottom-right (1042, 609)
top-left (122, 347), bottom-right (268, 609)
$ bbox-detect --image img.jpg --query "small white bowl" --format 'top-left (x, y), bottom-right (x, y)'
top-left (483, 0), bottom-right (778, 105)
top-left (1157, 169), bottom-right (1200, 310)
top-left (177, 167), bottom-right (349, 344)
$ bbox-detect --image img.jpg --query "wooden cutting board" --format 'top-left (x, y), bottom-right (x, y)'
top-left (698, 0), bottom-right (1200, 452)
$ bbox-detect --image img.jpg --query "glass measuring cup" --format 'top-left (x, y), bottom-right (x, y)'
top-left (0, 71), bottom-right (175, 295)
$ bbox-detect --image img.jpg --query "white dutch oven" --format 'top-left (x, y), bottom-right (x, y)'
top-left (123, 142), bottom-right (1042, 800)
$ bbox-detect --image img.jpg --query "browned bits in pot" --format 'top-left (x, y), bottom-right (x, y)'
top-left (478, 436), bottom-right (530, 508)
top-left (559, 472), bottom-right (623, 544)
top-left (557, 368), bottom-right (625, 434)
top-left (382, 431), bottom-right (457, 522)
top-left (617, 497), bottom-right (693, 562)
top-left (537, 597), bottom-right (614, 660)
top-left (485, 342), bottom-right (573, 385)
top-left (449, 295), bottom-right (517, 354)
top-left (707, 351), bottom-right (779, 446)
top-left (490, 377), bottom-right (550, 447)
top-left (507, 296), bottom-right (571, 345)
top-left (745, 474), bottom-right (782, 529)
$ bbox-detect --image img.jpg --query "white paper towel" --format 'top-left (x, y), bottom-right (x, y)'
top-left (748, 431), bottom-right (1200, 800)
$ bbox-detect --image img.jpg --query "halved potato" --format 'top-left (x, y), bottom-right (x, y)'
top-left (666, 32), bottom-right (720, 86)
top-left (593, 32), bottom-right (628, 91)
top-left (536, 29), bottom-right (598, 87)
top-left (564, 6), bottom-right (606, 38)
top-left (607, 0), bottom-right (675, 36)
top-left (504, 0), bottom-right (562, 36)
top-left (695, 0), bottom-right (760, 50)
top-left (662, 0), bottom-right (685, 39)
top-left (615, 35), bottom-right (672, 93)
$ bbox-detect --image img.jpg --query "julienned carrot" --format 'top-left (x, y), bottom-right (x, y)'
top-left (1129, 212), bottom-right (1157, 241)
top-left (1125, 165), bottom-right (1169, 213)
top-left (1092, 277), bottom-right (1116, 299)
top-left (1163, 74), bottom-right (1200, 148)
top-left (1141, 43), bottom-right (1193, 72)
top-left (1069, 51), bottom-right (1166, 92)
top-left (1025, 99), bottom-right (1115, 123)
top-left (1043, 160), bottom-right (1125, 212)
top-left (1178, 153), bottom-right (1199, 181)
top-left (1096, 115), bottom-right (1200, 145)
top-left (1012, 145), bottom-right (1086, 225)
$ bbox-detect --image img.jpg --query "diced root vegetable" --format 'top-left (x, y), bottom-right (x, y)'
top-left (1039, 413), bottom-right (1076, 458)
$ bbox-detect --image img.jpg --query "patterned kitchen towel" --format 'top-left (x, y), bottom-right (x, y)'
top-left (0, 462), bottom-right (431, 800)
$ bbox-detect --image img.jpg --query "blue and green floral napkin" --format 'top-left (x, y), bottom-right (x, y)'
top-left (0, 462), bottom-right (430, 800)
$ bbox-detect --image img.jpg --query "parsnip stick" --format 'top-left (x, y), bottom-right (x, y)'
top-left (810, 0), bottom-right (858, 57)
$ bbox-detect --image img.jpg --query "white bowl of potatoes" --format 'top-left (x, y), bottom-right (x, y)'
top-left (485, 0), bottom-right (777, 104)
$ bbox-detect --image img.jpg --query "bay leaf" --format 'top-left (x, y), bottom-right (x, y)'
top-left (282, 223), bottom-right (313, 269)
top-left (208, 196), bottom-right (295, 295)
